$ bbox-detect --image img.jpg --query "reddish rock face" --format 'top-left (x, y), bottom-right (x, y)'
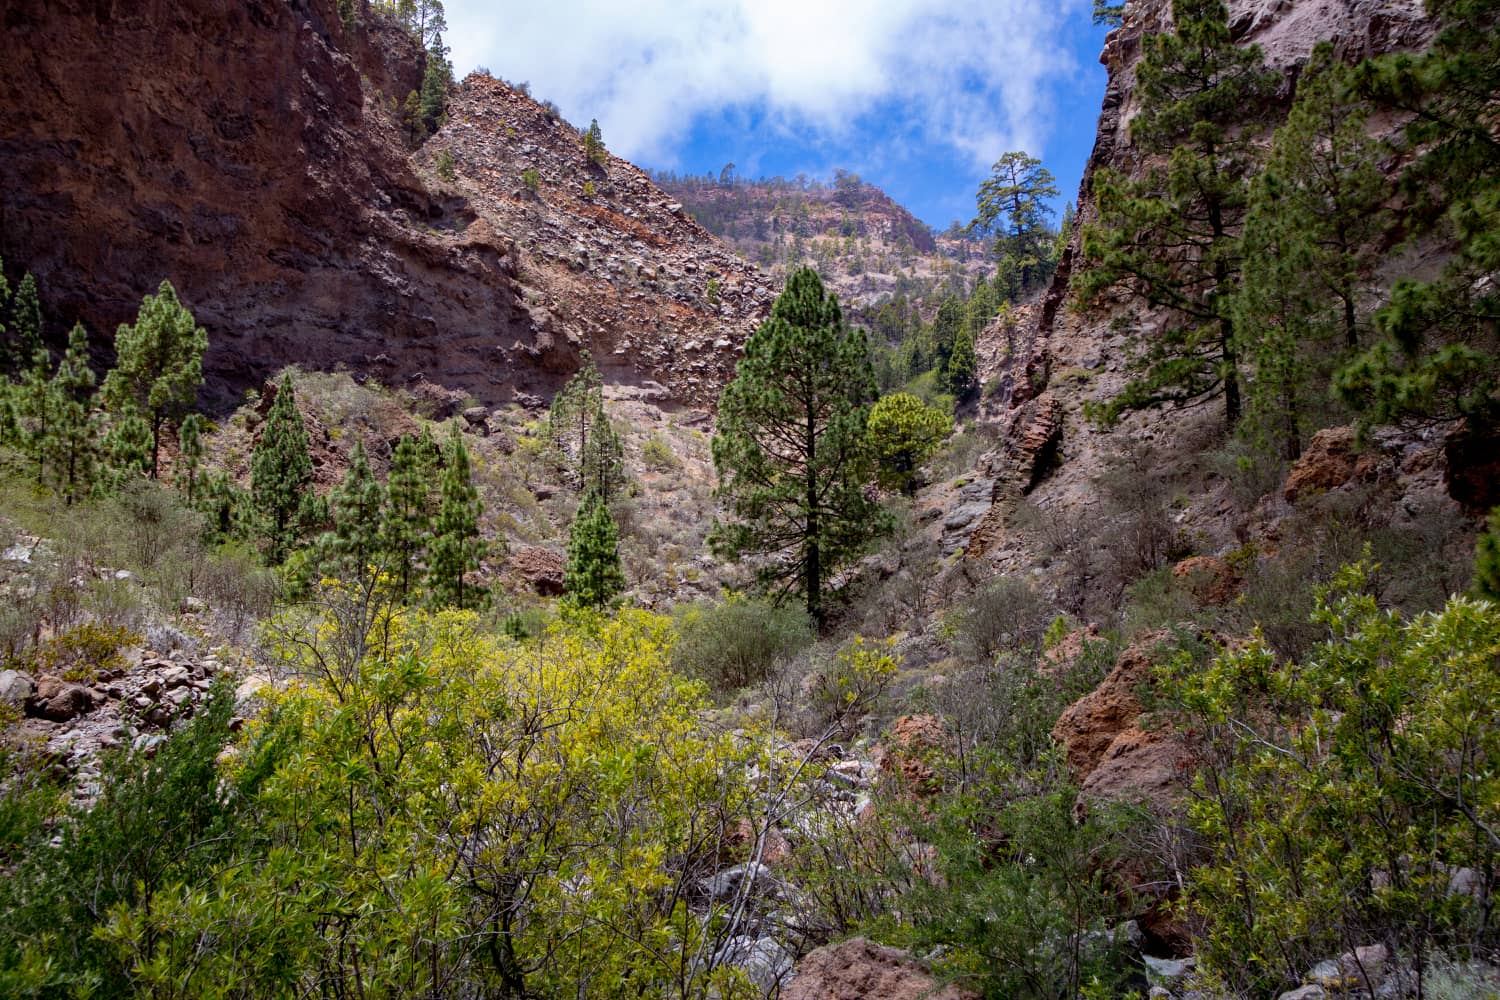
top-left (0, 0), bottom-right (773, 409)
top-left (1172, 555), bottom-right (1241, 606)
top-left (782, 937), bottom-right (976, 1000)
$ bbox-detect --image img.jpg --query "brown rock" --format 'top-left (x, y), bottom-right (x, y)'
top-left (1052, 638), bottom-right (1161, 781)
top-left (1078, 723), bottom-right (1194, 807)
top-left (877, 714), bottom-right (948, 797)
top-left (1039, 624), bottom-right (1104, 677)
top-left (1443, 420), bottom-right (1500, 513)
top-left (782, 938), bottom-right (976, 1000)
top-left (27, 675), bottom-right (98, 722)
top-left (510, 546), bottom-right (565, 596)
top-left (1283, 426), bottom-right (1366, 502)
top-left (1172, 555), bottom-right (1241, 605)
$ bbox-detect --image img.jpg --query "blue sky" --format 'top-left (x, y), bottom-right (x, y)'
top-left (443, 1), bottom-right (1112, 230)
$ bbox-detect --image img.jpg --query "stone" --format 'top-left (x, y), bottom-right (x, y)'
top-left (158, 665), bottom-right (191, 689)
top-left (702, 862), bottom-right (781, 903)
top-left (1172, 555), bottom-right (1241, 605)
top-left (942, 501), bottom-right (990, 531)
top-left (877, 715), bottom-right (948, 798)
top-left (510, 546), bottom-right (566, 597)
top-left (235, 675), bottom-right (270, 707)
top-left (781, 938), bottom-right (977, 1000)
top-left (1277, 984), bottom-right (1326, 1000)
top-left (1283, 426), bottom-right (1373, 502)
top-left (713, 936), bottom-right (794, 996)
top-left (0, 669), bottom-right (35, 706)
top-left (27, 677), bottom-right (97, 722)
top-left (1143, 954), bottom-right (1196, 990)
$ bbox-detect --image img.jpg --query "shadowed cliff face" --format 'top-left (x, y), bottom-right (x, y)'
top-left (0, 0), bottom-right (773, 408)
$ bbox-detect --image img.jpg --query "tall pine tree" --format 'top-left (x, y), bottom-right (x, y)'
top-left (382, 433), bottom-right (435, 601)
top-left (49, 323), bottom-right (98, 504)
top-left (101, 280), bottom-right (207, 478)
top-left (970, 152), bottom-right (1060, 300)
top-left (711, 267), bottom-right (890, 623)
top-left (1236, 44), bottom-right (1390, 459)
top-left (563, 487), bottom-right (625, 610)
top-left (251, 374), bottom-right (318, 564)
top-left (427, 426), bottom-right (487, 610)
top-left (318, 440), bottom-right (388, 588)
top-left (1077, 0), bottom-right (1277, 432)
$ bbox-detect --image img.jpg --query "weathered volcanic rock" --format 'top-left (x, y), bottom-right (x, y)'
top-left (782, 938), bottom-right (976, 1000)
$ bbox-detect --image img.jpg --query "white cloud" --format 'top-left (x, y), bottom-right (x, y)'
top-left (442, 0), bottom-right (1084, 173)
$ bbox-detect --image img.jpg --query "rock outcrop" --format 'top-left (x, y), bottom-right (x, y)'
top-left (782, 938), bottom-right (976, 1000)
top-left (0, 0), bottom-right (773, 408)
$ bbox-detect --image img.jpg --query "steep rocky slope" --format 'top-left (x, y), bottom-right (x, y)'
top-left (655, 175), bottom-right (992, 322)
top-left (0, 0), bottom-right (772, 408)
top-left (954, 0), bottom-right (1453, 583)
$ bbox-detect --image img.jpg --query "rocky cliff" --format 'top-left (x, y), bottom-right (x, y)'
top-left (656, 175), bottom-right (992, 322)
top-left (957, 0), bottom-right (1448, 586)
top-left (0, 0), bottom-right (772, 408)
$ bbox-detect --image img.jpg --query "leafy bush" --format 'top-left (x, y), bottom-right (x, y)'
top-left (944, 575), bottom-right (1053, 662)
top-left (806, 636), bottom-right (899, 737)
top-left (521, 167), bottom-right (541, 192)
top-left (1166, 564), bottom-right (1500, 996)
top-left (868, 393), bottom-right (952, 494)
top-left (671, 593), bottom-right (813, 696)
top-left (639, 432), bottom-right (679, 472)
top-left (9, 622), bottom-right (140, 682)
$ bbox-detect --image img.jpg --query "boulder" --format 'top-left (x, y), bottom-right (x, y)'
top-left (781, 937), bottom-right (976, 1000)
top-left (877, 714), bottom-right (948, 798)
top-left (27, 675), bottom-right (98, 721)
top-left (713, 935), bottom-right (794, 996)
top-left (0, 669), bottom-right (36, 707)
top-left (1172, 555), bottom-right (1241, 605)
top-left (510, 546), bottom-right (566, 596)
top-left (1282, 426), bottom-right (1379, 502)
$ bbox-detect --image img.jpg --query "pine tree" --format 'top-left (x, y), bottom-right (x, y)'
top-left (867, 392), bottom-right (953, 494)
top-left (176, 412), bottom-right (205, 502)
top-left (101, 280), bottom-right (207, 478)
top-left (1336, 0), bottom-right (1500, 431)
top-left (563, 488), bottom-right (625, 610)
top-left (584, 119), bottom-right (606, 165)
top-left (318, 440), bottom-right (388, 587)
top-left (427, 426), bottom-right (487, 610)
top-left (1077, 0), bottom-right (1277, 432)
top-left (0, 261), bottom-right (12, 376)
top-left (418, 33), bottom-right (452, 136)
top-left (18, 345), bottom-right (56, 486)
top-left (382, 433), bottom-right (434, 601)
top-left (711, 267), bottom-right (890, 623)
top-left (942, 327), bottom-right (979, 400)
top-left (546, 355), bottom-right (626, 499)
top-left (251, 374), bottom-right (318, 564)
top-left (8, 273), bottom-right (42, 375)
top-left (970, 152), bottom-right (1059, 299)
top-left (49, 323), bottom-right (97, 504)
top-left (1478, 509), bottom-right (1500, 601)
top-left (929, 297), bottom-right (964, 384)
top-left (1236, 45), bottom-right (1390, 460)
top-left (102, 412), bottom-right (153, 490)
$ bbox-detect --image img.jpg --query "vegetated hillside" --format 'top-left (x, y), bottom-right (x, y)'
top-left (0, 0), bottom-right (773, 407)
top-left (2, 0), bottom-right (1499, 996)
top-left (654, 171), bottom-right (993, 323)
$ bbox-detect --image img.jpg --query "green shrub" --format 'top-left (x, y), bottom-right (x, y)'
top-left (436, 148), bottom-right (456, 181)
top-left (806, 636), bottom-right (899, 737)
top-left (671, 594), bottom-right (813, 696)
top-left (868, 393), bottom-right (952, 494)
top-left (944, 575), bottom-right (1053, 662)
top-left (1166, 563), bottom-right (1500, 996)
top-left (10, 622), bottom-right (140, 683)
top-left (639, 433), bottom-right (679, 473)
top-left (521, 167), bottom-right (541, 192)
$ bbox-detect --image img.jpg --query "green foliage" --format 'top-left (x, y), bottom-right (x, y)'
top-left (940, 327), bottom-right (978, 399)
top-left (251, 374), bottom-right (319, 564)
top-left (1078, 0), bottom-right (1277, 432)
top-left (435, 147), bottom-right (456, 181)
top-left (0, 684), bottom-right (267, 997)
top-left (562, 488), bottom-right (625, 609)
top-left (1479, 509), bottom-right (1500, 600)
top-left (670, 592), bottom-right (813, 695)
top-left (584, 118), bottom-right (607, 164)
top-left (867, 392), bottom-right (952, 494)
top-left (7, 272), bottom-right (42, 375)
top-left (418, 32), bottom-right (452, 135)
top-left (316, 439), bottom-right (387, 589)
top-left (1337, 0), bottom-right (1500, 432)
top-left (100, 279), bottom-right (206, 479)
top-left (971, 151), bottom-right (1060, 300)
top-left (427, 425), bottom-right (488, 610)
top-left (546, 356), bottom-right (627, 500)
top-left (943, 575), bottom-right (1053, 662)
top-left (1167, 564), bottom-right (1500, 995)
top-left (174, 411), bottom-right (204, 502)
top-left (521, 166), bottom-right (541, 192)
top-left (382, 431), bottom-right (436, 601)
top-left (1236, 44), bottom-right (1388, 460)
top-left (711, 267), bottom-right (891, 622)
top-left (8, 621), bottom-right (140, 683)
top-left (639, 431), bottom-right (679, 472)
